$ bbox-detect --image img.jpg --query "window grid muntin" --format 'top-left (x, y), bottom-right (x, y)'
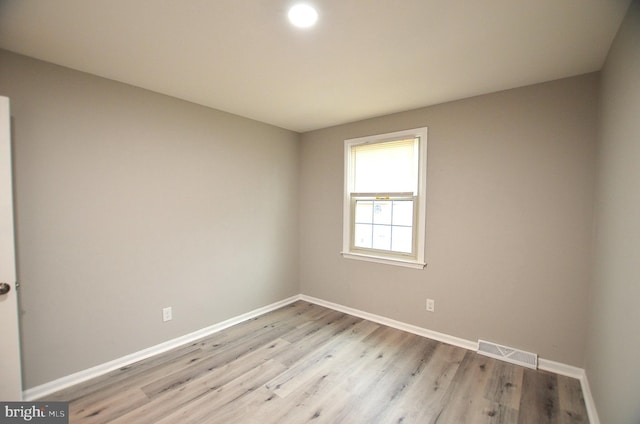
top-left (351, 195), bottom-right (416, 257)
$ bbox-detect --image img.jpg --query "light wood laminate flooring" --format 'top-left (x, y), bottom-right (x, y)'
top-left (44, 301), bottom-right (589, 423)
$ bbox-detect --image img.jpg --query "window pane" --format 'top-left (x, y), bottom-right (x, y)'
top-left (355, 201), bottom-right (373, 223)
top-left (354, 224), bottom-right (372, 248)
top-left (391, 226), bottom-right (413, 253)
top-left (392, 200), bottom-right (413, 226)
top-left (352, 138), bottom-right (418, 193)
top-left (372, 224), bottom-right (391, 250)
top-left (373, 201), bottom-right (392, 225)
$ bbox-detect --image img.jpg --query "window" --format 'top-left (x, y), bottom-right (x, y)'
top-left (342, 127), bottom-right (427, 269)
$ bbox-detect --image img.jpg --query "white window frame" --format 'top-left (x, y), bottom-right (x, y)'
top-left (342, 127), bottom-right (427, 269)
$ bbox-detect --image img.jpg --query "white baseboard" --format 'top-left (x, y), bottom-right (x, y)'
top-left (538, 358), bottom-right (584, 379)
top-left (23, 295), bottom-right (301, 401)
top-left (23, 292), bottom-right (600, 424)
top-left (299, 294), bottom-right (478, 351)
top-left (578, 371), bottom-right (600, 424)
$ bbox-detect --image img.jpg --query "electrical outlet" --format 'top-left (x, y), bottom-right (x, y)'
top-left (426, 299), bottom-right (435, 312)
top-left (162, 307), bottom-right (172, 322)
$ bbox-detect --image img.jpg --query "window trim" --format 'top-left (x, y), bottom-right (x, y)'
top-left (342, 127), bottom-right (427, 269)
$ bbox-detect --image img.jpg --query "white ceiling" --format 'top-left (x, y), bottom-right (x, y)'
top-left (0, 0), bottom-right (632, 132)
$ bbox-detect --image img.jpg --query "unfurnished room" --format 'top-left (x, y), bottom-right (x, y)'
top-left (0, 1), bottom-right (639, 423)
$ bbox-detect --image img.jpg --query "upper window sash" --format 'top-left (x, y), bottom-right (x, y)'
top-left (347, 137), bottom-right (419, 195)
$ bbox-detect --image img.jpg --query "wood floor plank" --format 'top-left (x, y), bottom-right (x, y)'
top-left (278, 310), bottom-right (363, 356)
top-left (557, 374), bottom-right (588, 424)
top-left (518, 368), bottom-right (560, 424)
top-left (265, 319), bottom-right (378, 398)
top-left (65, 348), bottom-right (208, 420)
top-left (429, 351), bottom-right (518, 424)
top-left (245, 371), bottom-right (351, 424)
top-left (140, 320), bottom-right (296, 398)
top-left (200, 386), bottom-right (283, 424)
top-left (68, 387), bottom-right (149, 424)
top-left (262, 325), bottom-right (404, 423)
top-left (333, 334), bottom-right (440, 423)
top-left (374, 342), bottom-right (467, 423)
top-left (108, 338), bottom-right (292, 424)
top-left (41, 301), bottom-right (590, 424)
top-left (154, 360), bottom-right (287, 424)
top-left (484, 360), bottom-right (525, 410)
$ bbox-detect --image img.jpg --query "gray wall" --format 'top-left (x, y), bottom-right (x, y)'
top-left (300, 74), bottom-right (598, 367)
top-left (0, 49), bottom-right (300, 389)
top-left (587, 1), bottom-right (640, 423)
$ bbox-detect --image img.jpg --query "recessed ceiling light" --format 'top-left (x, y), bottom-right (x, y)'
top-left (288, 4), bottom-right (318, 28)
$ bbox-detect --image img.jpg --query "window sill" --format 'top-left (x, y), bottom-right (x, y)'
top-left (341, 252), bottom-right (426, 269)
